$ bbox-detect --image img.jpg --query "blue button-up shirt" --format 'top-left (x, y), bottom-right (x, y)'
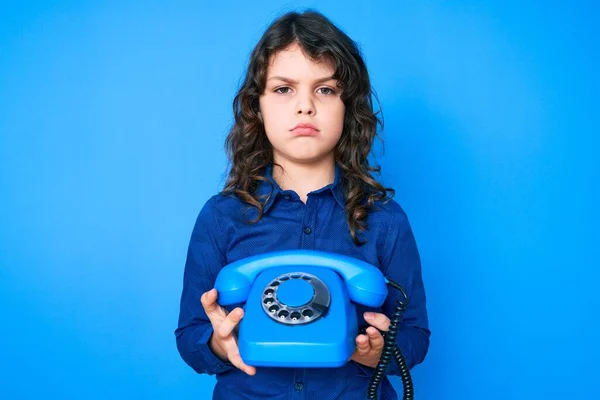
top-left (175, 163), bottom-right (430, 399)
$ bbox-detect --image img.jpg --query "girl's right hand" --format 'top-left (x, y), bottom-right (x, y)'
top-left (200, 288), bottom-right (257, 376)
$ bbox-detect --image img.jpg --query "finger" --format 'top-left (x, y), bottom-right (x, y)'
top-left (366, 326), bottom-right (385, 352)
top-left (355, 334), bottom-right (371, 356)
top-left (201, 290), bottom-right (225, 330)
top-left (364, 312), bottom-right (391, 332)
top-left (201, 289), bottom-right (221, 314)
top-left (216, 307), bottom-right (244, 339)
top-left (227, 345), bottom-right (257, 376)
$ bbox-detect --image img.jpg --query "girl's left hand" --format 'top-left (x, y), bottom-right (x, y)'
top-left (349, 312), bottom-right (391, 368)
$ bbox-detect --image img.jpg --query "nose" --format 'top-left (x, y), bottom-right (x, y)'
top-left (295, 90), bottom-right (316, 116)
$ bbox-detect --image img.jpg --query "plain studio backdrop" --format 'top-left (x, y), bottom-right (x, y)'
top-left (0, 1), bottom-right (598, 399)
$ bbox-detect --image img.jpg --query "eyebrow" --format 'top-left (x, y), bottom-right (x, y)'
top-left (267, 75), bottom-right (336, 84)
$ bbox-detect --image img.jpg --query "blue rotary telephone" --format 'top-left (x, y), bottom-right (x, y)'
top-left (214, 250), bottom-right (414, 400)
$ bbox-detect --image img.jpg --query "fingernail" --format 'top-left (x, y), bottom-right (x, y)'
top-left (364, 312), bottom-right (375, 320)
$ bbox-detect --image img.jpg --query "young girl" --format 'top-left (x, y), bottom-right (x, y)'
top-left (175, 9), bottom-right (430, 400)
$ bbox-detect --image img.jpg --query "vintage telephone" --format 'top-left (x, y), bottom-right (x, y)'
top-left (214, 249), bottom-right (414, 400)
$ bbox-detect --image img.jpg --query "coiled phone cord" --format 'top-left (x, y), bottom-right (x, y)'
top-left (365, 279), bottom-right (413, 400)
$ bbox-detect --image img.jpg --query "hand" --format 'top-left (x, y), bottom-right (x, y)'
top-left (349, 312), bottom-right (391, 368)
top-left (200, 288), bottom-right (256, 376)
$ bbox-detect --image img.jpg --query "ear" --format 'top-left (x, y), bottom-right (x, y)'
top-left (257, 110), bottom-right (263, 122)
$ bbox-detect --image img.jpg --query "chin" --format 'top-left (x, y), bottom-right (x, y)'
top-left (290, 155), bottom-right (331, 164)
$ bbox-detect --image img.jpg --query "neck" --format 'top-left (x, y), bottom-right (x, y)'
top-left (272, 157), bottom-right (336, 203)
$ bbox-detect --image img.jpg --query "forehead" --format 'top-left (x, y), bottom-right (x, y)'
top-left (266, 43), bottom-right (335, 77)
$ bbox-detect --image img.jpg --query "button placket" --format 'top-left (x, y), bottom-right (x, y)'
top-left (299, 195), bottom-right (317, 249)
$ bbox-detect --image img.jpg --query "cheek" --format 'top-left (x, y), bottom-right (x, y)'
top-left (260, 109), bottom-right (284, 144)
top-left (259, 99), bottom-right (286, 128)
top-left (262, 113), bottom-right (287, 138)
top-left (330, 103), bottom-right (345, 132)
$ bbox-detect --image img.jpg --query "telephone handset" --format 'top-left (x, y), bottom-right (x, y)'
top-left (214, 250), bottom-right (414, 400)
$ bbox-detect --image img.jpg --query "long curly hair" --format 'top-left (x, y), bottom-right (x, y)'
top-left (221, 9), bottom-right (395, 245)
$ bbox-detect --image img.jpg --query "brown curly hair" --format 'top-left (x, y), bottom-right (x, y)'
top-left (221, 9), bottom-right (395, 245)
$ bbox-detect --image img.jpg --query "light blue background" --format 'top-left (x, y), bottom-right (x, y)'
top-left (1, 1), bottom-right (598, 399)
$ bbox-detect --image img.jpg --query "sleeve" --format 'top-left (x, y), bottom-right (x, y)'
top-left (354, 203), bottom-right (431, 377)
top-left (380, 204), bottom-right (431, 375)
top-left (174, 196), bottom-right (236, 375)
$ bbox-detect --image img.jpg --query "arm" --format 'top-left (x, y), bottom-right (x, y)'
top-left (380, 204), bottom-right (431, 375)
top-left (350, 204), bottom-right (431, 376)
top-left (174, 196), bottom-right (236, 375)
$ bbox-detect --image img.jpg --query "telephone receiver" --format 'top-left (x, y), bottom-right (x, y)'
top-left (215, 249), bottom-right (389, 308)
top-left (214, 249), bottom-right (389, 368)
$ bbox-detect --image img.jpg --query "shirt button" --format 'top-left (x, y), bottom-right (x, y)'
top-left (284, 195), bottom-right (291, 200)
top-left (294, 382), bottom-right (304, 391)
top-left (303, 227), bottom-right (312, 235)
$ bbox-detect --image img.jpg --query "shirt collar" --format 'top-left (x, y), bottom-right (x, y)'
top-left (257, 163), bottom-right (345, 213)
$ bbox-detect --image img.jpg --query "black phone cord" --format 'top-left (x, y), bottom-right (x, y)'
top-left (365, 279), bottom-right (414, 400)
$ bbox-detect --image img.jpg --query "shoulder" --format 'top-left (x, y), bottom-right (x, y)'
top-left (370, 197), bottom-right (411, 232)
top-left (189, 194), bottom-right (241, 244)
top-left (195, 192), bottom-right (248, 225)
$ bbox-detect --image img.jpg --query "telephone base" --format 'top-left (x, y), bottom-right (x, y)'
top-left (238, 266), bottom-right (358, 368)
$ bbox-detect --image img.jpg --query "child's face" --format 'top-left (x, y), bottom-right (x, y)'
top-left (259, 43), bottom-right (345, 167)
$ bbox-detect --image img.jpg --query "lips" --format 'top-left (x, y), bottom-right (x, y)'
top-left (292, 127), bottom-right (318, 136)
top-left (291, 123), bottom-right (319, 136)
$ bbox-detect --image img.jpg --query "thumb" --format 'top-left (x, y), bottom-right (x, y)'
top-left (201, 288), bottom-right (226, 321)
top-left (364, 312), bottom-right (391, 332)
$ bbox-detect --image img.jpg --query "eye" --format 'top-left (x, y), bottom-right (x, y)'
top-left (274, 86), bottom-right (292, 94)
top-left (318, 87), bottom-right (337, 95)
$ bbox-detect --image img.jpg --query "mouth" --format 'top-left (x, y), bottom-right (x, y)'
top-left (291, 127), bottom-right (319, 136)
top-left (291, 123), bottom-right (319, 136)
